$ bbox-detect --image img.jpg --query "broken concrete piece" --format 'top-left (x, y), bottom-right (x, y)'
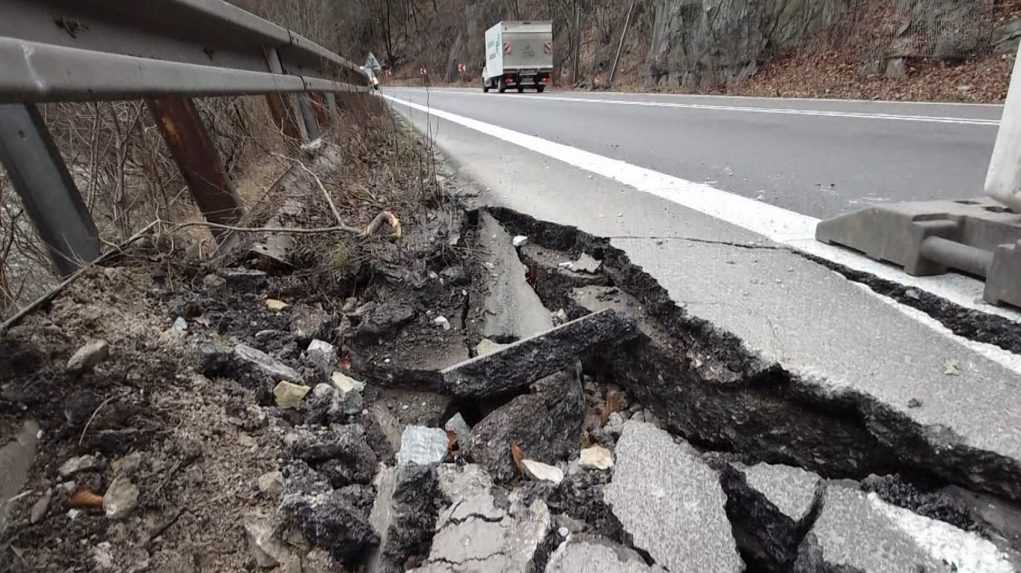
top-left (794, 485), bottom-right (1014, 573)
top-left (59, 454), bottom-right (101, 477)
top-left (306, 340), bottom-right (337, 375)
top-left (477, 210), bottom-right (553, 342)
top-left (103, 477), bottom-right (139, 519)
top-left (67, 340), bottom-right (109, 373)
top-left (274, 381), bottom-right (311, 409)
top-left (605, 421), bottom-right (743, 573)
top-left (547, 536), bottom-right (667, 573)
top-left (397, 426), bottom-right (448, 466)
top-left (234, 344), bottom-right (301, 382)
top-left (369, 464), bottom-right (439, 572)
top-left (243, 512), bottom-right (300, 569)
top-left (467, 368), bottom-right (584, 482)
top-left (443, 413), bottom-right (471, 450)
top-left (522, 459), bottom-right (564, 484)
top-left (720, 462), bottom-right (823, 570)
top-left (332, 371), bottom-right (367, 394)
top-left (580, 445), bottom-right (614, 470)
top-left (411, 465), bottom-right (551, 573)
top-left (441, 309), bottom-right (633, 398)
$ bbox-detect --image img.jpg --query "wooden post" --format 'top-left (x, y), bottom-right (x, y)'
top-left (147, 96), bottom-right (243, 236)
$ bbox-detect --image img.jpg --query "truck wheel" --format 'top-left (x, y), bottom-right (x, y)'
top-left (483, 80), bottom-right (489, 93)
top-left (498, 80), bottom-right (507, 93)
top-left (517, 86), bottom-right (524, 93)
top-left (537, 85), bottom-right (546, 93)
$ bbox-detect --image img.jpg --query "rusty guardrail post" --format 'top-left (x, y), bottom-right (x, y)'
top-left (147, 96), bottom-right (243, 236)
top-left (264, 48), bottom-right (314, 141)
top-left (0, 103), bottom-right (101, 276)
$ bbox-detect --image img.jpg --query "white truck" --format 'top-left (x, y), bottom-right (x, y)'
top-left (482, 21), bottom-right (553, 93)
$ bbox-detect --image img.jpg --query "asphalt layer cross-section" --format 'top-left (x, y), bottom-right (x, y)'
top-left (385, 87), bottom-right (1021, 499)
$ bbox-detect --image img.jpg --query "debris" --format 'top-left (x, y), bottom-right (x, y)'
top-left (332, 371), bottom-right (367, 393)
top-left (103, 477), bottom-right (140, 519)
top-left (357, 302), bottom-right (416, 338)
top-left (243, 512), bottom-right (300, 569)
top-left (477, 211), bottom-right (554, 342)
top-left (234, 344), bottom-right (302, 382)
top-left (944, 359), bottom-right (962, 376)
top-left (30, 489), bottom-right (52, 524)
top-left (522, 459), bottom-right (565, 484)
top-left (475, 338), bottom-right (509, 357)
top-left (281, 484), bottom-right (379, 562)
top-left (467, 369), bottom-right (584, 482)
top-left (552, 309), bottom-right (569, 325)
top-left (222, 268), bottom-right (269, 291)
top-left (172, 317), bottom-right (188, 332)
top-left (291, 304), bottom-right (330, 341)
top-left (306, 383), bottom-right (361, 424)
top-left (66, 340), bottom-right (109, 374)
top-left (257, 471), bottom-right (284, 497)
top-left (439, 265), bottom-right (467, 285)
top-left (286, 425), bottom-right (378, 486)
top-left (265, 299), bottom-right (289, 312)
top-left (580, 446), bottom-right (614, 470)
top-left (604, 412), bottom-right (627, 437)
top-left (273, 381), bottom-right (311, 409)
top-left (397, 426), bottom-right (448, 466)
top-left (111, 452), bottom-right (142, 478)
top-left (202, 273), bottom-right (226, 290)
top-left (369, 463), bottom-right (439, 572)
top-left (306, 339), bottom-right (338, 375)
top-left (605, 421), bottom-right (743, 573)
top-left (547, 536), bottom-right (667, 572)
top-left (432, 316), bottom-right (452, 331)
top-left (443, 413), bottom-right (472, 450)
top-left (512, 235), bottom-right (529, 247)
top-left (795, 485), bottom-right (1013, 573)
top-left (441, 309), bottom-right (634, 398)
top-left (59, 454), bottom-right (101, 477)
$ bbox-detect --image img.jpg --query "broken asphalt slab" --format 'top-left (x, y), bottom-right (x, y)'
top-left (605, 420), bottom-right (744, 572)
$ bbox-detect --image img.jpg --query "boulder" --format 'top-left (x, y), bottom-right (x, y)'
top-left (605, 421), bottom-right (743, 572)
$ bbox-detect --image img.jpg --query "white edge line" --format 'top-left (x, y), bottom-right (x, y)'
top-left (384, 94), bottom-right (1021, 373)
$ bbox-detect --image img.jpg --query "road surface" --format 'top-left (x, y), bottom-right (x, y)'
top-left (385, 86), bottom-right (1021, 494)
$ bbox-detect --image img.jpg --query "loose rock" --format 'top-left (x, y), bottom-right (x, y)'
top-left (103, 477), bottom-right (140, 520)
top-left (243, 512), bottom-right (300, 569)
top-left (274, 381), bottom-right (311, 409)
top-left (306, 340), bottom-right (337, 375)
top-left (286, 425), bottom-right (378, 486)
top-left (522, 459), bottom-right (565, 484)
top-left (67, 340), bottom-right (109, 374)
top-left (580, 446), bottom-right (614, 470)
top-left (397, 426), bottom-right (448, 467)
top-left (443, 413), bottom-right (472, 450)
top-left (291, 304), bottom-right (330, 341)
top-left (369, 464), bottom-right (440, 572)
top-left (234, 344), bottom-right (301, 382)
top-left (111, 453), bottom-right (143, 478)
top-left (257, 471), bottom-right (284, 497)
top-left (30, 489), bottom-right (52, 524)
top-left (59, 454), bottom-right (101, 477)
top-left (605, 421), bottom-right (743, 573)
top-left (282, 484), bottom-right (379, 563)
top-left (265, 299), bottom-right (289, 312)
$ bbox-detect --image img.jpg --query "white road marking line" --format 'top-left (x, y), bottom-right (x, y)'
top-left (384, 93), bottom-right (1021, 365)
top-left (413, 89), bottom-right (1000, 126)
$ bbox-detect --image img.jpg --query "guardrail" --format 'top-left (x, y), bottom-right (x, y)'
top-left (0, 0), bottom-right (370, 276)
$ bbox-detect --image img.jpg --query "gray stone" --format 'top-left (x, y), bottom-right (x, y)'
top-left (794, 485), bottom-right (1014, 573)
top-left (356, 302), bottom-right (416, 339)
top-left (305, 384), bottom-right (351, 425)
top-left (104, 477), bottom-right (140, 519)
top-left (605, 421), bottom-right (743, 573)
top-left (604, 412), bottom-right (627, 436)
top-left (291, 304), bottom-right (330, 341)
top-left (719, 462), bottom-right (823, 570)
top-left (67, 340), bottom-right (109, 373)
top-left (306, 340), bottom-right (337, 375)
top-left (257, 471), bottom-right (284, 497)
top-left (285, 425), bottom-right (378, 487)
top-left (369, 464), bottom-right (440, 573)
top-left (397, 426), bottom-right (448, 466)
top-left (443, 413), bottom-right (472, 451)
top-left (30, 489), bottom-right (52, 524)
top-left (172, 317), bottom-right (188, 332)
top-left (111, 453), bottom-right (143, 478)
top-left (547, 537), bottom-right (667, 573)
top-left (273, 381), bottom-right (311, 409)
top-left (477, 210), bottom-right (553, 342)
top-left (411, 464), bottom-right (551, 573)
top-left (467, 368), bottom-right (584, 482)
top-left (522, 459), bottom-right (564, 484)
top-left (59, 454), bottom-right (100, 477)
top-left (243, 512), bottom-right (300, 569)
top-left (234, 344), bottom-right (301, 382)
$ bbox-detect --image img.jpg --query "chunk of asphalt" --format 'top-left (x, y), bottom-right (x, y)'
top-left (285, 425), bottom-right (377, 486)
top-left (477, 210), bottom-right (554, 342)
top-left (719, 462), bottom-right (823, 571)
top-left (467, 368), bottom-right (584, 482)
top-left (234, 344), bottom-right (301, 382)
top-left (441, 309), bottom-right (634, 398)
top-left (281, 484), bottom-right (378, 563)
top-left (546, 536), bottom-right (667, 573)
top-left (605, 420), bottom-right (744, 573)
top-left (794, 484), bottom-right (1015, 573)
top-left (369, 464), bottom-right (439, 573)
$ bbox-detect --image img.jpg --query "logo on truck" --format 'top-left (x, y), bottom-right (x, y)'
top-left (503, 42), bottom-right (512, 55)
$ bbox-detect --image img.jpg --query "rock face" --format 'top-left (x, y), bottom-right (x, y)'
top-left (794, 484), bottom-right (1014, 573)
top-left (467, 368), bottom-right (584, 482)
top-left (605, 421), bottom-right (743, 572)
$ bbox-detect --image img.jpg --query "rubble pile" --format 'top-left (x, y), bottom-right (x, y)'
top-left (4, 175), bottom-right (1021, 572)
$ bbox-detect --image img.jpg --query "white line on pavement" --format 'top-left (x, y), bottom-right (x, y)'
top-left (423, 90), bottom-right (1001, 126)
top-left (384, 94), bottom-right (1021, 369)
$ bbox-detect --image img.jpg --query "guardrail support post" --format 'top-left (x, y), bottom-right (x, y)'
top-left (264, 48), bottom-right (319, 142)
top-left (147, 96), bottom-right (243, 236)
top-left (309, 93), bottom-right (331, 128)
top-left (0, 104), bottom-right (101, 277)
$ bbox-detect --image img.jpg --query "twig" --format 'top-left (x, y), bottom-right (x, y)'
top-left (363, 211), bottom-right (402, 239)
top-left (78, 395), bottom-right (117, 446)
top-left (0, 220), bottom-right (159, 336)
top-left (144, 507), bottom-right (188, 548)
top-left (168, 220), bottom-right (362, 235)
top-left (271, 152), bottom-right (345, 227)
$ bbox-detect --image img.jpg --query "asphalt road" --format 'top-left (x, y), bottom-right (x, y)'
top-left (385, 86), bottom-right (1021, 494)
top-left (388, 87), bottom-right (1001, 219)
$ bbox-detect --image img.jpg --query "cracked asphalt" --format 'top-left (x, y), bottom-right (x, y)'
top-left (386, 87), bottom-right (1021, 483)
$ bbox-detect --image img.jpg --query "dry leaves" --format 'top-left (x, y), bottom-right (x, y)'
top-left (511, 442), bottom-right (526, 477)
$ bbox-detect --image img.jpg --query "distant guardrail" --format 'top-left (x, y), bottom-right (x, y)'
top-left (0, 0), bottom-right (369, 276)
